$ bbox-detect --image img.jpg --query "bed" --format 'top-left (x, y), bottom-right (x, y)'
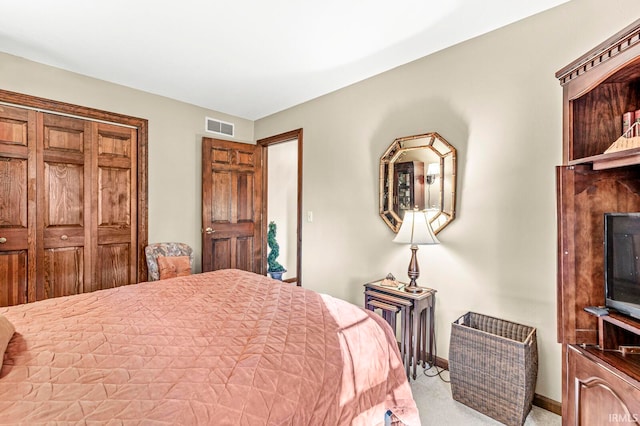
top-left (0, 269), bottom-right (419, 425)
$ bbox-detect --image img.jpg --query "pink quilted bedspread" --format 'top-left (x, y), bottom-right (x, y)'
top-left (0, 269), bottom-right (419, 425)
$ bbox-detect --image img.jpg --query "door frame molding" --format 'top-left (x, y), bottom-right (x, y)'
top-left (0, 89), bottom-right (149, 283)
top-left (257, 129), bottom-right (303, 286)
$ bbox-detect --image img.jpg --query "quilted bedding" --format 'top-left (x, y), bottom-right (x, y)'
top-left (0, 269), bottom-right (419, 425)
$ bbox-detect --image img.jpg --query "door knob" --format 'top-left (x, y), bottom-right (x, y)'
top-left (205, 227), bottom-right (215, 234)
top-left (0, 237), bottom-right (6, 244)
top-left (61, 235), bottom-right (69, 241)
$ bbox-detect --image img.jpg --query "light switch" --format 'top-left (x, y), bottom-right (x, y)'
top-left (307, 211), bottom-right (313, 222)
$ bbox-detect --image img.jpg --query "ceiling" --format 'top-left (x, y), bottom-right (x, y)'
top-left (0, 1), bottom-right (568, 121)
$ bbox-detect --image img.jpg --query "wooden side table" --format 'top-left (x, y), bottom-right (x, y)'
top-left (364, 279), bottom-right (436, 380)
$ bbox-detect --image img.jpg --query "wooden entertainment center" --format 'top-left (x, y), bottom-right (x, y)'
top-left (556, 19), bottom-right (640, 424)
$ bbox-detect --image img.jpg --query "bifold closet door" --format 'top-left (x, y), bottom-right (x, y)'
top-left (37, 113), bottom-right (91, 300)
top-left (93, 122), bottom-right (137, 291)
top-left (36, 115), bottom-right (138, 299)
top-left (0, 105), bottom-right (36, 306)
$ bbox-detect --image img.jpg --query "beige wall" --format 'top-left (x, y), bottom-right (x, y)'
top-left (255, 0), bottom-right (638, 401)
top-left (1, 0), bottom-right (637, 402)
top-left (0, 52), bottom-right (254, 272)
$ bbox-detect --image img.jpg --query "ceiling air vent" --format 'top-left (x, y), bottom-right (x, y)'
top-left (205, 117), bottom-right (234, 137)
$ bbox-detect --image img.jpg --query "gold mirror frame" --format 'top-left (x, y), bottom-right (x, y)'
top-left (379, 132), bottom-right (457, 234)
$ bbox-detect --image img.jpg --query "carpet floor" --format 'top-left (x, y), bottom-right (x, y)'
top-left (410, 366), bottom-right (561, 425)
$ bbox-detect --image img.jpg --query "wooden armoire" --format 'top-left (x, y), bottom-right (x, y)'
top-left (0, 90), bottom-right (148, 307)
top-left (556, 19), bottom-right (640, 424)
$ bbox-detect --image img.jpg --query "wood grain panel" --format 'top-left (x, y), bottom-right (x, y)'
top-left (98, 167), bottom-right (131, 226)
top-left (44, 162), bottom-right (83, 227)
top-left (211, 171), bottom-right (231, 222)
top-left (236, 173), bottom-right (253, 222)
top-left (43, 247), bottom-right (83, 298)
top-left (98, 131), bottom-right (131, 158)
top-left (0, 250), bottom-right (27, 306)
top-left (0, 118), bottom-right (27, 147)
top-left (236, 150), bottom-right (254, 166)
top-left (571, 82), bottom-right (639, 160)
top-left (211, 239), bottom-right (231, 270)
top-left (211, 148), bottom-right (231, 164)
top-left (97, 243), bottom-right (131, 289)
top-left (235, 237), bottom-right (253, 271)
top-left (0, 158), bottom-right (27, 228)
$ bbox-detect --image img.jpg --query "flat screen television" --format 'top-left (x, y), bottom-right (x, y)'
top-left (605, 213), bottom-right (640, 320)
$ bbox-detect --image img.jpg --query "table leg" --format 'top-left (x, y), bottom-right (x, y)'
top-left (411, 308), bottom-right (420, 380)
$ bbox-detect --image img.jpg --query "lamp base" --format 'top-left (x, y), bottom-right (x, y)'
top-left (404, 245), bottom-right (424, 293)
top-left (404, 284), bottom-right (424, 293)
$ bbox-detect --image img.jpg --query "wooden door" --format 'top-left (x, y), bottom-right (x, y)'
top-left (37, 113), bottom-right (91, 300)
top-left (202, 138), bottom-right (262, 273)
top-left (557, 165), bottom-right (640, 345)
top-left (0, 105), bottom-right (36, 306)
top-left (94, 122), bottom-right (138, 290)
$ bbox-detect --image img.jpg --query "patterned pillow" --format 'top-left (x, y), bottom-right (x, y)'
top-left (157, 256), bottom-right (191, 280)
top-left (0, 315), bottom-right (15, 370)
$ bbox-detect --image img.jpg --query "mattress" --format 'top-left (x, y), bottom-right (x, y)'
top-left (0, 269), bottom-right (419, 425)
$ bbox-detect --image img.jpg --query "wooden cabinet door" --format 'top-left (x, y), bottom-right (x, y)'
top-left (202, 138), bottom-right (262, 273)
top-left (93, 122), bottom-right (137, 290)
top-left (0, 105), bottom-right (36, 306)
top-left (557, 165), bottom-right (640, 345)
top-left (37, 113), bottom-right (91, 300)
top-left (567, 345), bottom-right (640, 425)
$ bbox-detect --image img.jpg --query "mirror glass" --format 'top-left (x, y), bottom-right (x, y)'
top-left (379, 132), bottom-right (457, 234)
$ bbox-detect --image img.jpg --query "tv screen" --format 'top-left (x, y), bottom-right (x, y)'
top-left (605, 213), bottom-right (640, 320)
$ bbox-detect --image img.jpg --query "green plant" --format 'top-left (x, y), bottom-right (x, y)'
top-left (267, 221), bottom-right (285, 272)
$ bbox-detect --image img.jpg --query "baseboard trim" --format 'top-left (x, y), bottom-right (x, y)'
top-left (532, 394), bottom-right (562, 416)
top-left (433, 356), bottom-right (561, 416)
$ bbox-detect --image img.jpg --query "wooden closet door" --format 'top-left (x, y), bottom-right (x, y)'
top-left (93, 122), bottom-right (137, 290)
top-left (37, 113), bottom-right (91, 300)
top-left (0, 105), bottom-right (36, 306)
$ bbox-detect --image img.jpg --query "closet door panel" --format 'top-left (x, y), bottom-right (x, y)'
top-left (0, 105), bottom-right (35, 306)
top-left (37, 113), bottom-right (91, 301)
top-left (94, 123), bottom-right (137, 289)
top-left (0, 251), bottom-right (27, 306)
top-left (43, 247), bottom-right (83, 298)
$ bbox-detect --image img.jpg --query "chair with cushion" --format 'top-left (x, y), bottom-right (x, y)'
top-left (145, 242), bottom-right (194, 281)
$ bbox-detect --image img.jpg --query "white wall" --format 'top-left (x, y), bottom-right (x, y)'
top-left (254, 0), bottom-right (639, 401)
top-left (267, 141), bottom-right (298, 279)
top-left (0, 52), bottom-right (254, 272)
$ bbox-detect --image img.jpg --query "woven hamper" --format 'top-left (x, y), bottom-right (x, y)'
top-left (449, 312), bottom-right (538, 426)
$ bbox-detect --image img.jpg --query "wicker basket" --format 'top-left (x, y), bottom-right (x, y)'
top-left (449, 312), bottom-right (538, 426)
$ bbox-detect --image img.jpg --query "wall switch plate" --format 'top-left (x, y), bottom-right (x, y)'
top-left (307, 211), bottom-right (313, 222)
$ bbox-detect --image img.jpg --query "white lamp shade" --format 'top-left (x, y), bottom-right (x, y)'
top-left (393, 209), bottom-right (440, 245)
top-left (426, 162), bottom-right (440, 176)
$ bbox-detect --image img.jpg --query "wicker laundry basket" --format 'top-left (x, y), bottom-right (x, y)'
top-left (449, 312), bottom-right (538, 426)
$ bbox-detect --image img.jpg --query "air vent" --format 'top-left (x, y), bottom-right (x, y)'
top-left (205, 117), bottom-right (234, 137)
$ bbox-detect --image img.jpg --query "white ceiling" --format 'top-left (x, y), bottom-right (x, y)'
top-left (0, 1), bottom-right (568, 120)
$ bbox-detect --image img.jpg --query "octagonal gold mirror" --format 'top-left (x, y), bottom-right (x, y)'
top-left (379, 132), bottom-right (457, 234)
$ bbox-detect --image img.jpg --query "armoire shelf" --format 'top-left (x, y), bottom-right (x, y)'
top-left (568, 147), bottom-right (640, 170)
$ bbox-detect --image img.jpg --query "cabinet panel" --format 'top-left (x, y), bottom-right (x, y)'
top-left (567, 346), bottom-right (640, 426)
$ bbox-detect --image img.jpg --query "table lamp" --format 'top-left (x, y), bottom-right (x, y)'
top-left (393, 208), bottom-right (439, 293)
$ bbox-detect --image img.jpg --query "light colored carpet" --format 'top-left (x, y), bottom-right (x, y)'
top-left (410, 366), bottom-right (561, 425)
